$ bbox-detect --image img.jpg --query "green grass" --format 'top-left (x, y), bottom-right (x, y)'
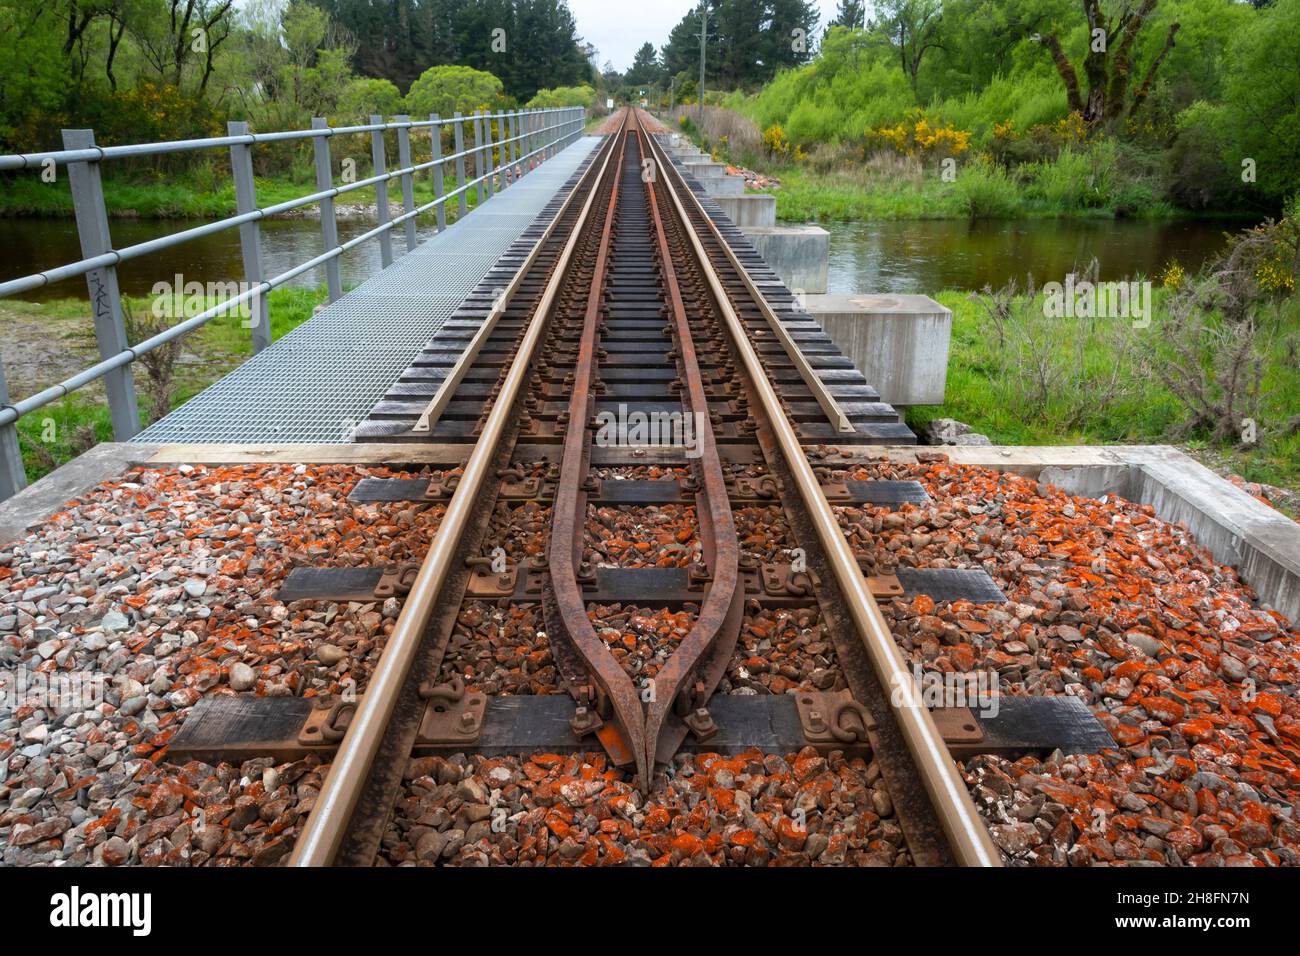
top-left (750, 163), bottom-right (1183, 222)
top-left (908, 290), bottom-right (1300, 501)
top-left (672, 121), bottom-right (1185, 222)
top-left (8, 285), bottom-right (328, 483)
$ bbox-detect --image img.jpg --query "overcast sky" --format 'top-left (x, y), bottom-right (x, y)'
top-left (569, 0), bottom-right (850, 72)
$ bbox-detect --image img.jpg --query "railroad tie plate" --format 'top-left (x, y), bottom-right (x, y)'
top-left (168, 692), bottom-right (1114, 763)
top-left (278, 562), bottom-right (517, 602)
top-left (819, 479), bottom-right (932, 508)
top-left (278, 567), bottom-right (390, 603)
top-left (894, 567), bottom-right (1008, 604)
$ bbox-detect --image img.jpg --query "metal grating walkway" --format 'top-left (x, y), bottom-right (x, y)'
top-left (133, 136), bottom-right (602, 445)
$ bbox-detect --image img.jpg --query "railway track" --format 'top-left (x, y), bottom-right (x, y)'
top-left (171, 109), bottom-right (1016, 866)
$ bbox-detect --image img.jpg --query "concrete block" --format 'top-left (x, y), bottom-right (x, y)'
top-left (702, 175), bottom-right (744, 197)
top-left (804, 293), bottom-right (951, 406)
top-left (714, 194), bottom-right (776, 228)
top-left (743, 224), bottom-right (829, 294)
top-left (684, 161), bottom-right (726, 180)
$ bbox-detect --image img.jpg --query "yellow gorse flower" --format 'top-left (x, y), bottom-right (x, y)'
top-left (869, 111), bottom-right (971, 158)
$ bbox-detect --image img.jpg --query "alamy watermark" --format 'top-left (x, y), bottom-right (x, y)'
top-left (150, 274), bottom-right (259, 326)
top-left (1042, 275), bottom-right (1152, 328)
top-left (593, 404), bottom-right (708, 459)
top-left (1, 665), bottom-right (109, 714)
top-left (889, 663), bottom-right (1000, 717)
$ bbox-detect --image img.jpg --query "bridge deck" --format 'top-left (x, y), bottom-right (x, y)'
top-left (133, 135), bottom-right (602, 445)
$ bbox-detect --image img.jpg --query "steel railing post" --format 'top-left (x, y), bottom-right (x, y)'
top-left (524, 110), bottom-right (533, 170)
top-left (453, 112), bottom-right (468, 220)
top-left (430, 114), bottom-right (447, 232)
top-left (312, 118), bottom-right (343, 301)
top-left (0, 358), bottom-right (26, 500)
top-left (473, 110), bottom-right (487, 205)
top-left (369, 114), bottom-right (394, 268)
top-left (61, 129), bottom-right (139, 440)
top-left (227, 121), bottom-right (270, 353)
top-left (483, 109), bottom-right (496, 199)
top-left (507, 110), bottom-right (518, 182)
top-left (394, 115), bottom-right (418, 252)
top-left (502, 111), bottom-right (513, 186)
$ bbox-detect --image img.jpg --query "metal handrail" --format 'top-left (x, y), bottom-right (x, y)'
top-left (0, 116), bottom-right (583, 299)
top-left (0, 108), bottom-right (577, 170)
top-left (0, 106), bottom-right (586, 498)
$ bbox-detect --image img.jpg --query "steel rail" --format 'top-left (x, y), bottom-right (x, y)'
top-left (654, 146), bottom-right (854, 435)
top-left (633, 116), bottom-right (744, 775)
top-left (288, 116), bottom-right (626, 867)
top-left (545, 121), bottom-right (653, 786)
top-left (640, 114), bottom-right (1002, 867)
top-left (405, 129), bottom-right (593, 434)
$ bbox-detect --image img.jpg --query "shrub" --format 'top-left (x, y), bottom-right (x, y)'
top-left (955, 162), bottom-right (1020, 219)
top-left (528, 86), bottom-right (596, 109)
top-left (869, 110), bottom-right (972, 161)
top-left (405, 65), bottom-right (504, 119)
top-left (1028, 140), bottom-right (1118, 212)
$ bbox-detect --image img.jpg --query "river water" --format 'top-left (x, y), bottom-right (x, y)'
top-left (0, 216), bottom-right (441, 303)
top-left (822, 217), bottom-right (1245, 294)
top-left (0, 214), bottom-right (1246, 303)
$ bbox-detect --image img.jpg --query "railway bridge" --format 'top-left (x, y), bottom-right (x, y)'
top-left (0, 107), bottom-right (1296, 871)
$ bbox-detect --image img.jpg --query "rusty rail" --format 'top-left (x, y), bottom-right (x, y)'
top-left (288, 113), bottom-right (628, 867)
top-left (636, 117), bottom-right (744, 777)
top-left (639, 113), bottom-right (1001, 866)
top-left (546, 112), bottom-right (744, 786)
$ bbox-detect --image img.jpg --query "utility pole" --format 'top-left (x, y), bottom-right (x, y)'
top-left (697, 0), bottom-right (707, 124)
top-left (669, 76), bottom-right (676, 116)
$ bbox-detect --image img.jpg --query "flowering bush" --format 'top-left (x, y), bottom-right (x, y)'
top-left (1159, 260), bottom-right (1186, 289)
top-left (869, 111), bottom-right (971, 160)
top-left (763, 124), bottom-right (791, 157)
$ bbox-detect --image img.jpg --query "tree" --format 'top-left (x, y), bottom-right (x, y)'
top-left (404, 63), bottom-right (504, 118)
top-left (1032, 0), bottom-right (1180, 124)
top-left (129, 0), bottom-right (236, 96)
top-left (874, 0), bottom-right (944, 96)
top-left (660, 0), bottom-right (818, 90)
top-left (311, 0), bottom-right (589, 102)
top-left (0, 0), bottom-right (70, 145)
top-left (625, 42), bottom-right (662, 87)
top-left (925, 0), bottom-right (1069, 93)
top-left (1216, 0), bottom-right (1300, 202)
top-left (828, 0), bottom-right (864, 30)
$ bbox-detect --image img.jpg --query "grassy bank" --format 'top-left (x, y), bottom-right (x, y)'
top-left (673, 108), bottom-right (1253, 223)
top-left (750, 162), bottom-right (1183, 223)
top-left (2, 286), bottom-right (328, 482)
top-left (908, 289), bottom-right (1300, 512)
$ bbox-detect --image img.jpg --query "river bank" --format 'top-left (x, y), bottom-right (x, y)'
top-left (909, 289), bottom-right (1300, 513)
top-left (0, 287), bottom-right (327, 483)
top-left (668, 112), bottom-right (1271, 225)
